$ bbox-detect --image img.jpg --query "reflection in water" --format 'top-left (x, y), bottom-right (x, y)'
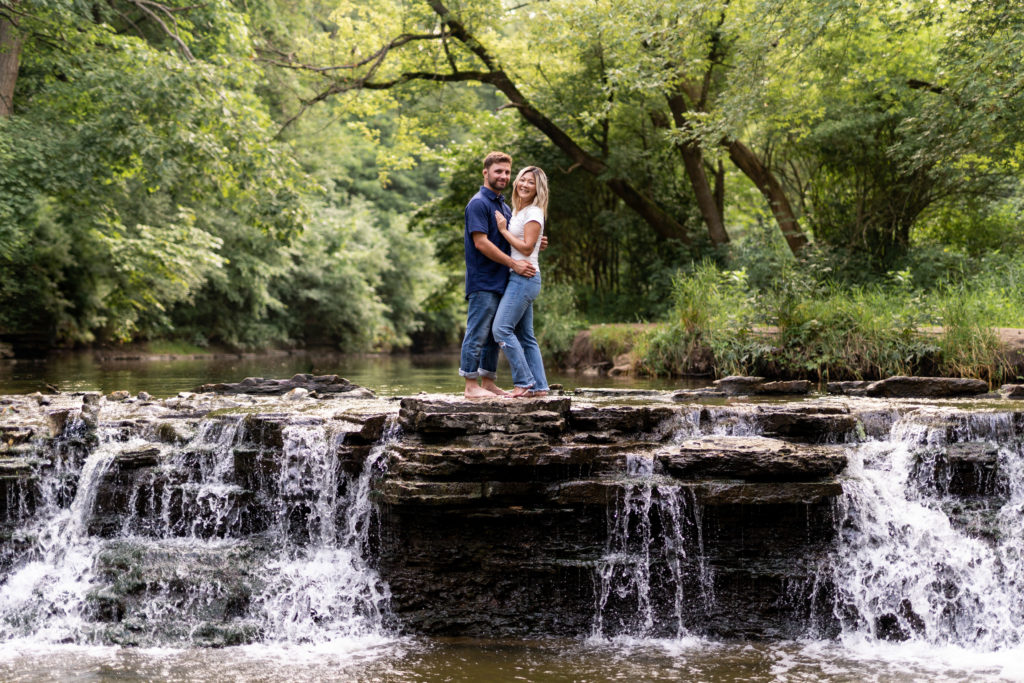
top-left (0, 352), bottom-right (686, 397)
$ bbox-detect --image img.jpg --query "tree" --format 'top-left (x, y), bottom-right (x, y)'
top-left (265, 0), bottom-right (833, 254)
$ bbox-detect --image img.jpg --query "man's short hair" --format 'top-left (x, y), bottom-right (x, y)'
top-left (483, 151), bottom-right (512, 169)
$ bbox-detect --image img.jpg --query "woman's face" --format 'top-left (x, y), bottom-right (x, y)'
top-left (516, 172), bottom-right (537, 203)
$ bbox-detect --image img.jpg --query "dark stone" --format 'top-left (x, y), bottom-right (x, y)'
top-left (827, 381), bottom-right (873, 396)
top-left (713, 376), bottom-right (766, 395)
top-left (568, 405), bottom-right (680, 438)
top-left (660, 436), bottom-right (847, 482)
top-left (193, 374), bottom-right (375, 397)
top-left (757, 380), bottom-right (813, 395)
top-left (864, 376), bottom-right (989, 398)
top-left (399, 396), bottom-right (570, 439)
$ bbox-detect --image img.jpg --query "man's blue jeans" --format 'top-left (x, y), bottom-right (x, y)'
top-left (459, 291), bottom-right (501, 379)
top-left (492, 272), bottom-right (548, 391)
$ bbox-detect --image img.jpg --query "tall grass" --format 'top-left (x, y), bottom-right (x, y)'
top-left (633, 257), bottom-right (1024, 382)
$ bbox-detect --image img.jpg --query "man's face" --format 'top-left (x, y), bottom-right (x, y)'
top-left (483, 162), bottom-right (511, 192)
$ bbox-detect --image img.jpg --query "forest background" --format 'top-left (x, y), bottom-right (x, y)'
top-left (1, 0), bottom-right (1023, 382)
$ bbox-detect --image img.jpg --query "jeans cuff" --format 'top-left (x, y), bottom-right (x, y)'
top-left (459, 369), bottom-right (479, 379)
top-left (478, 369), bottom-right (497, 380)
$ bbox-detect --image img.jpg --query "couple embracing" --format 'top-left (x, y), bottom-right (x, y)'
top-left (460, 151), bottom-right (550, 399)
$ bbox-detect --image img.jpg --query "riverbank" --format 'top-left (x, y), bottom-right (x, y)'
top-left (565, 323), bottom-right (1024, 384)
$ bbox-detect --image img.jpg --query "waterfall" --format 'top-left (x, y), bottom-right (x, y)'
top-left (254, 420), bottom-right (398, 643)
top-left (829, 408), bottom-right (1024, 649)
top-left (0, 409), bottom-right (400, 647)
top-left (0, 425), bottom-right (144, 642)
top-left (591, 454), bottom-right (711, 639)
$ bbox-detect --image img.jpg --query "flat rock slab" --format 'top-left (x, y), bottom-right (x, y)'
top-left (864, 376), bottom-right (989, 398)
top-left (399, 396), bottom-right (571, 437)
top-left (193, 374), bottom-right (375, 397)
top-left (660, 435), bottom-right (847, 482)
top-left (712, 377), bottom-right (813, 396)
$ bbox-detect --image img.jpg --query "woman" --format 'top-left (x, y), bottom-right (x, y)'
top-left (492, 166), bottom-right (550, 398)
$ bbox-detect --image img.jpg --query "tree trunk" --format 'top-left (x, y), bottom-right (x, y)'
top-left (714, 159), bottom-right (725, 219)
top-left (726, 140), bottom-right (808, 255)
top-left (0, 8), bottom-right (22, 117)
top-left (667, 94), bottom-right (729, 245)
top-left (680, 144), bottom-right (729, 245)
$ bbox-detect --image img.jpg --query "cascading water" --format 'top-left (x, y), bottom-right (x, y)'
top-left (828, 408), bottom-right (1024, 649)
top-left (0, 423), bottom-right (156, 642)
top-left (591, 449), bottom-right (713, 639)
top-left (0, 407), bottom-right (400, 647)
top-left (255, 420), bottom-right (397, 643)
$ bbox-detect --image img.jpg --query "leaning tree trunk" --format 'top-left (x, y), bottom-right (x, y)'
top-left (666, 94), bottom-right (729, 246)
top-left (0, 6), bottom-right (21, 117)
top-left (727, 140), bottom-right (808, 255)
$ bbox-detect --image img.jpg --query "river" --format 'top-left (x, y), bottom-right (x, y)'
top-left (1, 354), bottom-right (1023, 681)
top-left (0, 351), bottom-right (682, 397)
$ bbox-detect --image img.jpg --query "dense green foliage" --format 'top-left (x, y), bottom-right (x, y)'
top-left (1, 0), bottom-right (1022, 370)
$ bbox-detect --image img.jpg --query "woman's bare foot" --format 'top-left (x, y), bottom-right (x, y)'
top-left (509, 387), bottom-right (532, 398)
top-left (526, 390), bottom-right (548, 398)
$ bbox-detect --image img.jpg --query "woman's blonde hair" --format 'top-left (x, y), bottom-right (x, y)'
top-left (510, 166), bottom-right (549, 218)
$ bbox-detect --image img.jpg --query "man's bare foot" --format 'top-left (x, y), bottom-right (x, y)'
top-left (509, 387), bottom-right (531, 398)
top-left (481, 378), bottom-right (509, 396)
top-left (464, 382), bottom-right (494, 399)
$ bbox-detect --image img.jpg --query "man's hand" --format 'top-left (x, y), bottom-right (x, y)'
top-left (511, 259), bottom-right (536, 277)
top-left (539, 235), bottom-right (549, 251)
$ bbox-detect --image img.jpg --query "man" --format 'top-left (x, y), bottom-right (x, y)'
top-left (460, 151), bottom-right (537, 398)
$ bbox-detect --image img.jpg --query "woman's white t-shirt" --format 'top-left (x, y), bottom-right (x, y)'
top-left (508, 205), bottom-right (544, 272)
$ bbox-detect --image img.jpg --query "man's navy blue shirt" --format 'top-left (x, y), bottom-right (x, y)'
top-left (464, 185), bottom-right (512, 298)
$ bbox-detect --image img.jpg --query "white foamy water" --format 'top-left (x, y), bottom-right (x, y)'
top-left (829, 408), bottom-right (1024, 650)
top-left (0, 413), bottom-right (400, 648)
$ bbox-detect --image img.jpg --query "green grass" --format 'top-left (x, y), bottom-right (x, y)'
top-left (628, 259), bottom-right (1024, 383)
top-left (143, 340), bottom-right (213, 355)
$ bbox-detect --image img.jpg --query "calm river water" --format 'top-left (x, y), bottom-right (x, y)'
top-left (1, 353), bottom-right (1022, 681)
top-left (0, 351), bottom-right (682, 397)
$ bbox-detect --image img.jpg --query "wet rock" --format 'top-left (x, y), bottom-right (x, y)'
top-left (750, 407), bottom-right (859, 443)
top-left (567, 404), bottom-right (681, 441)
top-left (194, 374), bottom-right (375, 398)
top-left (864, 376), bottom-right (989, 398)
top-left (913, 441), bottom-right (1001, 497)
top-left (0, 457), bottom-right (38, 523)
top-left (713, 376), bottom-right (766, 395)
top-left (572, 388), bottom-right (665, 398)
top-left (283, 387), bottom-right (309, 400)
top-left (155, 421), bottom-right (192, 444)
top-left (46, 409), bottom-right (75, 438)
top-left (660, 435), bottom-right (847, 482)
top-left (138, 392), bottom-right (152, 401)
top-left (399, 396), bottom-right (570, 439)
top-left (826, 381), bottom-right (873, 396)
top-left (1000, 384), bottom-right (1024, 399)
top-left (91, 538), bottom-right (265, 646)
top-left (107, 390), bottom-right (132, 402)
top-left (671, 388), bottom-right (729, 401)
top-left (757, 380), bottom-right (813, 395)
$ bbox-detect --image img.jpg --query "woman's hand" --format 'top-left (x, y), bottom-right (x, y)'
top-left (494, 210), bottom-right (508, 232)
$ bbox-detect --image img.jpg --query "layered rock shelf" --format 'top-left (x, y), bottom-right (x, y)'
top-left (1, 381), bottom-right (1023, 644)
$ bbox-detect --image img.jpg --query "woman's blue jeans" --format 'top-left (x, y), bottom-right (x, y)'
top-left (492, 272), bottom-right (549, 391)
